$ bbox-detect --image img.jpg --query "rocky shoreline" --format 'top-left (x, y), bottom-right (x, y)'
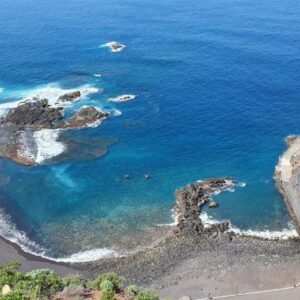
top-left (0, 177), bottom-right (300, 298)
top-left (0, 92), bottom-right (109, 165)
top-left (275, 135), bottom-right (300, 234)
top-left (72, 178), bottom-right (300, 289)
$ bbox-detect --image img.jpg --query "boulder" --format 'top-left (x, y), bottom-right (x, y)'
top-left (209, 201), bottom-right (219, 208)
top-left (58, 91), bottom-right (81, 102)
top-left (63, 106), bottom-right (109, 128)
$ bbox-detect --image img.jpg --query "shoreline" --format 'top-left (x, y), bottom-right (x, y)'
top-left (0, 174), bottom-right (300, 297)
top-left (275, 136), bottom-right (300, 234)
top-left (0, 235), bottom-right (74, 276)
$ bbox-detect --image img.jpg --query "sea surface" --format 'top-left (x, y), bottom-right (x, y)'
top-left (0, 0), bottom-right (299, 261)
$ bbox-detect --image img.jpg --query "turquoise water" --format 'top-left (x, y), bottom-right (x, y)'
top-left (0, 0), bottom-right (299, 260)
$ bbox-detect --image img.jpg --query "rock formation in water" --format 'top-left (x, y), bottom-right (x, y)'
top-left (0, 95), bottom-right (110, 166)
top-left (174, 178), bottom-right (233, 235)
top-left (63, 106), bottom-right (109, 129)
top-left (5, 99), bottom-right (63, 128)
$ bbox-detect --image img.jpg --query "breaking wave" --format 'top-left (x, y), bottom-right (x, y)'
top-left (0, 208), bottom-right (119, 262)
top-left (100, 41), bottom-right (126, 52)
top-left (33, 129), bottom-right (66, 164)
top-left (0, 83), bottom-right (101, 116)
top-left (200, 211), bottom-right (298, 240)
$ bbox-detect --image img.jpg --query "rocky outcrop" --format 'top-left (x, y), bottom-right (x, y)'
top-left (0, 97), bottom-right (110, 166)
top-left (63, 107), bottom-right (109, 129)
top-left (5, 99), bottom-right (63, 128)
top-left (174, 178), bottom-right (233, 235)
top-left (58, 91), bottom-right (81, 103)
top-left (209, 200), bottom-right (218, 208)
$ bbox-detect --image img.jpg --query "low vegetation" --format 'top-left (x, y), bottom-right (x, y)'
top-left (0, 261), bottom-right (161, 300)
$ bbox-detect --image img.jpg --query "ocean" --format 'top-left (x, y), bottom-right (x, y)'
top-left (0, 0), bottom-right (299, 261)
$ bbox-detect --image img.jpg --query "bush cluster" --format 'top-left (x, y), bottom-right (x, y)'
top-left (0, 261), bottom-right (161, 300)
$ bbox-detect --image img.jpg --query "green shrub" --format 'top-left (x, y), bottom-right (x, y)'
top-left (63, 275), bottom-right (87, 287)
top-left (101, 289), bottom-right (115, 300)
top-left (23, 269), bottom-right (63, 298)
top-left (93, 273), bottom-right (123, 291)
top-left (126, 284), bottom-right (139, 295)
top-left (0, 261), bottom-right (25, 289)
top-left (135, 290), bottom-right (160, 300)
top-left (100, 280), bottom-right (114, 291)
top-left (0, 290), bottom-right (29, 300)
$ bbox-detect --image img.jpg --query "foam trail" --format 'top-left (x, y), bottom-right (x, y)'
top-left (0, 208), bottom-right (119, 262)
top-left (51, 165), bottom-right (76, 189)
top-left (0, 83), bottom-right (101, 116)
top-left (33, 129), bottom-right (66, 164)
top-left (94, 74), bottom-right (102, 77)
top-left (108, 94), bottom-right (136, 102)
top-left (200, 212), bottom-right (298, 240)
top-left (52, 248), bottom-right (119, 263)
top-left (100, 41), bottom-right (126, 52)
top-left (112, 109), bottom-right (122, 117)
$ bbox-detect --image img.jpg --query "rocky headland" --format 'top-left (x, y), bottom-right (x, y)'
top-left (275, 135), bottom-right (300, 234)
top-left (0, 92), bottom-right (109, 165)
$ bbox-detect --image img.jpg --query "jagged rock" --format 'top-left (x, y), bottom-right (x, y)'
top-left (63, 106), bottom-right (109, 128)
top-left (209, 201), bottom-right (219, 208)
top-left (174, 178), bottom-right (233, 235)
top-left (5, 99), bottom-right (63, 128)
top-left (58, 91), bottom-right (81, 102)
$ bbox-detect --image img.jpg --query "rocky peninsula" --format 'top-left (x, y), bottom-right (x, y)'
top-left (0, 93), bottom-right (109, 165)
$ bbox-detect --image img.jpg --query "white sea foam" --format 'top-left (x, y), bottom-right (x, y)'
top-left (33, 129), bottom-right (66, 164)
top-left (108, 94), bottom-right (136, 102)
top-left (101, 41), bottom-right (126, 53)
top-left (53, 248), bottom-right (119, 263)
top-left (237, 182), bottom-right (247, 187)
top-left (21, 84), bottom-right (100, 107)
top-left (0, 207), bottom-right (119, 262)
top-left (0, 83), bottom-right (100, 116)
top-left (94, 74), bottom-right (102, 77)
top-left (0, 87), bottom-right (4, 93)
top-left (0, 208), bottom-right (48, 256)
top-left (200, 212), bottom-right (298, 240)
top-left (112, 109), bottom-right (122, 116)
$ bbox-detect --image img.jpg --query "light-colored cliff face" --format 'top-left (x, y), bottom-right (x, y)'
top-left (276, 136), bottom-right (300, 183)
top-left (276, 136), bottom-right (300, 234)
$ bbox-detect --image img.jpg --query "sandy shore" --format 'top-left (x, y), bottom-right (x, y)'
top-left (0, 236), bottom-right (74, 276)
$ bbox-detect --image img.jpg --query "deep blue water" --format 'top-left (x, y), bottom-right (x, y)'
top-left (0, 0), bottom-right (299, 260)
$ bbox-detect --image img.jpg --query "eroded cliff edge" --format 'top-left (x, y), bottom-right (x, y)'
top-left (275, 136), bottom-right (300, 233)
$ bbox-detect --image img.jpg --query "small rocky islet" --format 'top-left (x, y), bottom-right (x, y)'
top-left (0, 91), bottom-right (109, 166)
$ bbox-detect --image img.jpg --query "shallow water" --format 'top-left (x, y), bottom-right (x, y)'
top-left (0, 0), bottom-right (299, 260)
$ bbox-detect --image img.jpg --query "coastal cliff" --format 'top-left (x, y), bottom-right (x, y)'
top-left (275, 136), bottom-right (300, 233)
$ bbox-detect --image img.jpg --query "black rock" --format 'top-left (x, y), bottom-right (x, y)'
top-left (5, 99), bottom-right (63, 128)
